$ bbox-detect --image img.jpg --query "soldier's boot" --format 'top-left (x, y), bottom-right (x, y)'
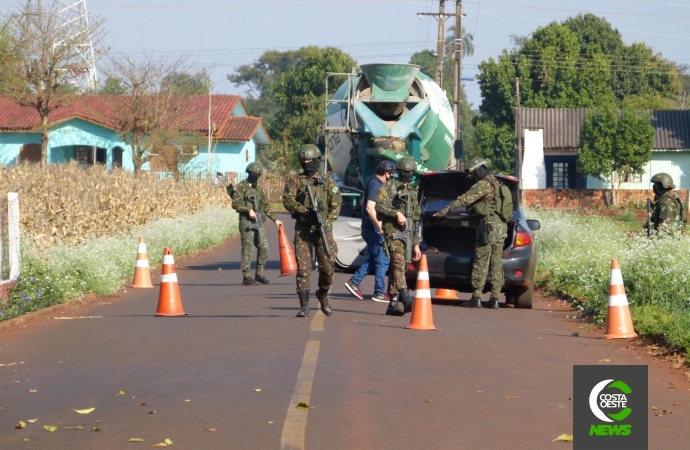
top-left (243, 276), bottom-right (259, 286)
top-left (465, 296), bottom-right (481, 308)
top-left (485, 296), bottom-right (500, 309)
top-left (315, 288), bottom-right (333, 316)
top-left (255, 274), bottom-right (271, 285)
top-left (385, 294), bottom-right (405, 317)
top-left (296, 291), bottom-right (310, 318)
top-left (399, 289), bottom-right (414, 313)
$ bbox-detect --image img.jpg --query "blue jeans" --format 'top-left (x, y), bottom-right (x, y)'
top-left (351, 227), bottom-right (390, 295)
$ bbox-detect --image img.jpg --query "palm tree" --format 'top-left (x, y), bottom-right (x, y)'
top-left (445, 25), bottom-right (474, 58)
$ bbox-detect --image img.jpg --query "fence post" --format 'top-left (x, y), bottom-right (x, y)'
top-left (7, 193), bottom-right (20, 281)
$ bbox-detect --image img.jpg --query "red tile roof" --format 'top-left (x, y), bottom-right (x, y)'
top-left (0, 95), bottom-right (269, 143)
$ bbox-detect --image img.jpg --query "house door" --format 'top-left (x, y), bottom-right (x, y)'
top-left (95, 148), bottom-right (106, 164)
top-left (19, 144), bottom-right (41, 163)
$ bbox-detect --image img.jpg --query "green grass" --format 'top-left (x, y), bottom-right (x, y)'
top-left (0, 206), bottom-right (238, 321)
top-left (530, 209), bottom-right (690, 356)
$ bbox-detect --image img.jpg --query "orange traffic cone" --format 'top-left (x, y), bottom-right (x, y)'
top-left (433, 288), bottom-right (458, 300)
top-left (278, 224), bottom-right (297, 276)
top-left (406, 255), bottom-right (436, 330)
top-left (131, 236), bottom-right (153, 288)
top-left (155, 248), bottom-right (187, 317)
top-left (604, 259), bottom-right (636, 339)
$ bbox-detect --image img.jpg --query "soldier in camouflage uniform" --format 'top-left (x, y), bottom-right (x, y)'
top-left (649, 172), bottom-right (684, 232)
top-left (375, 156), bottom-right (421, 317)
top-left (434, 158), bottom-right (508, 309)
top-left (283, 145), bottom-right (342, 317)
top-left (232, 162), bottom-right (283, 286)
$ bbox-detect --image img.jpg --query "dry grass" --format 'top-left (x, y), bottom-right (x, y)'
top-left (0, 162), bottom-right (232, 248)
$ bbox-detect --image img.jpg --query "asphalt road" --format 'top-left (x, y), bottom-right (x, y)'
top-left (0, 213), bottom-right (688, 449)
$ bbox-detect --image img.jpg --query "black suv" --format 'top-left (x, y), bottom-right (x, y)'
top-left (406, 171), bottom-right (540, 308)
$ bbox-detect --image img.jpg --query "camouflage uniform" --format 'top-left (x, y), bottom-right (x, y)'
top-left (437, 173), bottom-right (507, 299)
top-left (282, 171), bottom-right (342, 294)
top-left (231, 179), bottom-right (276, 278)
top-left (651, 191), bottom-right (682, 230)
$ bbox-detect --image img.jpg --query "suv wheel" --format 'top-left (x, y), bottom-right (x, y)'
top-left (513, 286), bottom-right (533, 309)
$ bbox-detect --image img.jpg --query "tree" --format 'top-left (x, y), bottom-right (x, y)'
top-left (101, 53), bottom-right (201, 174)
top-left (271, 46), bottom-right (357, 167)
top-left (409, 49), bottom-right (436, 80)
top-left (100, 77), bottom-right (125, 95)
top-left (466, 120), bottom-right (515, 175)
top-left (2, 0), bottom-right (105, 164)
top-left (577, 107), bottom-right (654, 205)
top-left (162, 70), bottom-right (211, 95)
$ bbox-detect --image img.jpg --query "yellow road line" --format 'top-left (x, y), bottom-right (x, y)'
top-left (280, 340), bottom-right (321, 450)
top-left (310, 309), bottom-right (325, 332)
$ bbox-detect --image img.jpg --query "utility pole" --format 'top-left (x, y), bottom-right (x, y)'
top-left (451, 0), bottom-right (463, 170)
top-left (513, 77), bottom-right (522, 203)
top-left (418, 1), bottom-right (452, 87)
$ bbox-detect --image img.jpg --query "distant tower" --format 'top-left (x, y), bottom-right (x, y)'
top-left (27, 0), bottom-right (99, 91)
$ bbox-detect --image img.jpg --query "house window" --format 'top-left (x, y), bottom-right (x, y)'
top-left (612, 172), bottom-right (642, 183)
top-left (112, 147), bottom-right (123, 168)
top-left (74, 146), bottom-right (93, 167)
top-left (552, 162), bottom-right (570, 189)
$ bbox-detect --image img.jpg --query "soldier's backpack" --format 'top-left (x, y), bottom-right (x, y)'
top-left (674, 195), bottom-right (687, 224)
top-left (490, 178), bottom-right (514, 223)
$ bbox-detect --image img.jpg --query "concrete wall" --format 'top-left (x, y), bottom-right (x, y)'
top-left (578, 151), bottom-right (690, 190)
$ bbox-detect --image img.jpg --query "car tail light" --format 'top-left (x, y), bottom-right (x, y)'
top-left (515, 270), bottom-right (523, 277)
top-left (408, 263), bottom-right (416, 271)
top-left (514, 231), bottom-right (532, 248)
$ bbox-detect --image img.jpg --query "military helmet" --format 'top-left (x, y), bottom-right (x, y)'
top-left (298, 144), bottom-right (321, 160)
top-left (377, 160), bottom-right (397, 173)
top-left (651, 172), bottom-right (675, 189)
top-left (467, 158), bottom-right (491, 173)
top-left (246, 162), bottom-right (263, 174)
top-left (397, 156), bottom-right (417, 172)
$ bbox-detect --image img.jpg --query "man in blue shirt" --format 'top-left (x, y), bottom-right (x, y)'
top-left (344, 161), bottom-right (396, 302)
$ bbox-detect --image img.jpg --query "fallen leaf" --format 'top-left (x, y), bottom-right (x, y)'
top-left (165, 439), bottom-right (173, 445)
top-left (571, 331), bottom-right (579, 337)
top-left (253, 389), bottom-right (262, 392)
top-left (15, 421), bottom-right (26, 429)
top-left (673, 403), bottom-right (681, 406)
top-left (27, 389), bottom-right (37, 393)
top-left (598, 359), bottom-right (611, 363)
top-left (568, 398), bottom-right (573, 401)
top-left (44, 425), bottom-right (58, 432)
top-left (652, 406), bottom-right (658, 410)
top-left (129, 438), bottom-right (144, 442)
top-left (64, 426), bottom-right (85, 430)
top-left (148, 411), bottom-right (156, 415)
top-left (74, 408), bottom-right (95, 414)
top-left (477, 390), bottom-right (483, 393)
top-left (140, 403), bottom-right (149, 406)
top-left (268, 421), bottom-right (274, 424)
top-left (23, 439), bottom-right (29, 442)
top-left (117, 391), bottom-right (125, 396)
top-left (505, 396), bottom-right (519, 399)
top-left (27, 419), bottom-right (38, 423)
top-left (296, 402), bottom-right (309, 409)
top-left (183, 399), bottom-right (190, 402)
top-left (424, 400), bottom-right (433, 403)
top-left (152, 444), bottom-right (168, 448)
top-left (202, 428), bottom-right (216, 432)
top-left (553, 434), bottom-right (573, 442)
top-left (92, 427), bottom-right (101, 432)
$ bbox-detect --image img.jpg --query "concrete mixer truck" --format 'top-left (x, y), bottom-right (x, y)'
top-left (321, 63), bottom-right (455, 188)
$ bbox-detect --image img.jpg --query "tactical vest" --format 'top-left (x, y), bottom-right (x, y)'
top-left (380, 180), bottom-right (419, 235)
top-left (294, 175), bottom-right (329, 225)
top-left (469, 176), bottom-right (499, 220)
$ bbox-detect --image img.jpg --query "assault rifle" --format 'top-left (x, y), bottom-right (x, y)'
top-left (646, 197), bottom-right (652, 238)
top-left (392, 192), bottom-right (419, 264)
top-left (246, 194), bottom-right (267, 241)
top-left (305, 183), bottom-right (333, 259)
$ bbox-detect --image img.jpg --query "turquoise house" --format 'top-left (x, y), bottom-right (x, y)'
top-left (0, 95), bottom-right (270, 177)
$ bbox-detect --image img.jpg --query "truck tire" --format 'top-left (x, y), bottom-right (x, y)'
top-left (513, 286), bottom-right (533, 309)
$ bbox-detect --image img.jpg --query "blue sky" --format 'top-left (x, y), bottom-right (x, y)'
top-left (8, 0), bottom-right (690, 109)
